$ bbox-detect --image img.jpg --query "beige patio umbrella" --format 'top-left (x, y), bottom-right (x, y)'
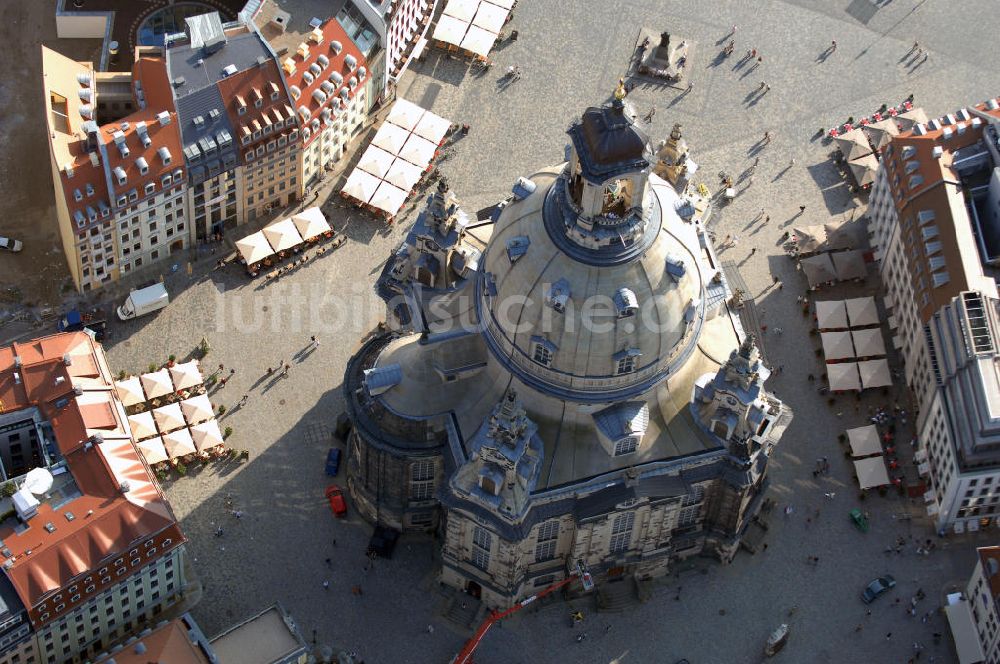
top-left (832, 250), bottom-right (867, 281)
top-left (858, 359), bottom-right (892, 389)
top-left (412, 111), bottom-right (452, 145)
top-left (848, 154), bottom-right (880, 187)
top-left (793, 225), bottom-right (826, 254)
top-left (828, 362), bottom-right (861, 391)
top-left (140, 368), bottom-right (174, 400)
top-left (823, 219), bottom-right (857, 250)
top-left (845, 297), bottom-right (879, 326)
top-left (190, 419), bottom-right (225, 452)
top-left (433, 13), bottom-right (469, 46)
top-left (895, 108), bottom-right (929, 131)
top-left (369, 181), bottom-right (409, 217)
top-left (852, 328), bottom-right (887, 358)
top-left (291, 207), bottom-right (331, 241)
top-left (152, 402), bottom-right (186, 433)
top-left (262, 219), bottom-right (304, 252)
top-left (398, 133), bottom-right (438, 168)
top-left (443, 0), bottom-right (479, 22)
top-left (461, 24), bottom-right (496, 58)
top-left (815, 300), bottom-right (848, 329)
top-left (383, 158), bottom-right (424, 192)
top-left (236, 231), bottom-right (274, 265)
top-left (847, 425), bottom-right (881, 458)
top-left (357, 145), bottom-right (397, 179)
top-left (385, 98), bottom-right (425, 132)
top-left (865, 118), bottom-right (900, 150)
top-left (169, 360), bottom-right (203, 391)
top-left (473, 0), bottom-right (508, 33)
top-left (114, 377), bottom-right (146, 407)
top-left (834, 128), bottom-right (873, 161)
top-left (180, 394), bottom-right (215, 425)
top-left (822, 331), bottom-right (855, 361)
top-left (372, 122), bottom-right (411, 154)
top-left (341, 169), bottom-right (382, 204)
top-left (854, 456), bottom-right (890, 489)
top-left (163, 428), bottom-right (197, 459)
top-left (801, 253), bottom-right (836, 287)
top-left (137, 436), bottom-right (169, 465)
top-left (127, 411), bottom-right (157, 441)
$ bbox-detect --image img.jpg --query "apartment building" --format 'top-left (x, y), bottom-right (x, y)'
top-left (0, 332), bottom-right (191, 664)
top-left (945, 545), bottom-right (1000, 664)
top-left (218, 50), bottom-right (300, 223)
top-left (278, 18), bottom-right (367, 193)
top-left (868, 98), bottom-right (1000, 532)
top-left (93, 613), bottom-right (215, 663)
top-left (42, 47), bottom-right (187, 292)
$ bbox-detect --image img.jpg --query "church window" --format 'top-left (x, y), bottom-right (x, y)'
top-left (614, 436), bottom-right (638, 456)
top-left (534, 520), bottom-right (559, 562)
top-left (409, 459), bottom-right (435, 500)
top-left (531, 336), bottom-right (556, 367)
top-left (471, 526), bottom-right (492, 570)
top-left (613, 288), bottom-right (638, 318)
top-left (614, 348), bottom-right (640, 375)
top-left (609, 511), bottom-right (635, 554)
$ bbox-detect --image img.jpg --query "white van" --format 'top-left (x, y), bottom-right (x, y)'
top-left (117, 283), bottom-right (169, 320)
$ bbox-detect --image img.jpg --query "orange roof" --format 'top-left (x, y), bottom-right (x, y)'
top-left (216, 58), bottom-right (293, 155)
top-left (0, 333), bottom-right (184, 624)
top-left (281, 19), bottom-right (367, 147)
top-left (95, 615), bottom-right (212, 664)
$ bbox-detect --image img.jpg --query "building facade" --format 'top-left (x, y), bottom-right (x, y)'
top-left (343, 95), bottom-right (791, 608)
top-left (867, 98), bottom-right (1000, 532)
top-left (0, 332), bottom-right (193, 664)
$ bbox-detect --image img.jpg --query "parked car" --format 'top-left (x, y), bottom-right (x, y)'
top-left (0, 236), bottom-right (23, 253)
top-left (861, 575), bottom-right (896, 603)
top-left (325, 447), bottom-right (342, 476)
top-left (57, 309), bottom-right (107, 341)
top-left (325, 484), bottom-right (347, 517)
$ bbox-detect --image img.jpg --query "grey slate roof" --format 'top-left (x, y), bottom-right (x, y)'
top-left (168, 31), bottom-right (272, 101)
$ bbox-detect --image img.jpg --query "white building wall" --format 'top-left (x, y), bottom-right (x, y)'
top-left (115, 183), bottom-right (188, 276)
top-left (968, 558), bottom-right (1000, 661)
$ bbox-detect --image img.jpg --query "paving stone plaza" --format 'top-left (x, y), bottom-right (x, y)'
top-left (90, 0), bottom-right (1000, 662)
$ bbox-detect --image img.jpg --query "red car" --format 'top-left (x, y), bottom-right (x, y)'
top-left (325, 485), bottom-right (347, 517)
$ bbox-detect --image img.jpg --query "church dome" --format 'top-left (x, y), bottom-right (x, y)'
top-left (570, 101), bottom-right (652, 180)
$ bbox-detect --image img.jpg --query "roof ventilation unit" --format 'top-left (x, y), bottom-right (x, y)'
top-left (330, 40), bottom-right (343, 55)
top-left (512, 177), bottom-right (536, 200)
top-left (221, 64), bottom-right (238, 77)
top-left (914, 124), bottom-right (927, 136)
top-left (988, 99), bottom-right (1000, 111)
top-left (156, 110), bottom-right (171, 126)
top-left (931, 146), bottom-right (943, 158)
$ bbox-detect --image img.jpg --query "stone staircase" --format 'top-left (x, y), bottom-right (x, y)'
top-left (441, 592), bottom-right (484, 632)
top-left (596, 578), bottom-right (639, 612)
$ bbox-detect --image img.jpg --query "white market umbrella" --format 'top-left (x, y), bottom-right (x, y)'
top-left (443, 0), bottom-right (479, 22)
top-left (828, 362), bottom-right (860, 392)
top-left (169, 360), bottom-right (203, 391)
top-left (461, 24), bottom-right (497, 58)
top-left (832, 250), bottom-right (867, 281)
top-left (851, 328), bottom-right (887, 358)
top-left (847, 425), bottom-right (881, 458)
top-left (858, 359), bottom-right (892, 389)
top-left (383, 158), bottom-right (424, 192)
top-left (180, 394), bottom-right (215, 425)
top-left (291, 207), bottom-right (331, 240)
top-left (358, 145), bottom-right (397, 179)
top-left (341, 169), bottom-right (382, 204)
top-left (140, 368), bottom-right (174, 399)
top-left (821, 331), bottom-right (855, 361)
top-left (834, 128), bottom-right (872, 161)
top-left (854, 456), bottom-right (890, 490)
top-left (127, 411), bottom-right (158, 440)
top-left (236, 231), bottom-right (274, 265)
top-left (815, 300), bottom-right (848, 330)
top-left (845, 297), bottom-right (879, 327)
top-left (413, 111), bottom-right (451, 145)
top-left (372, 122), bottom-right (411, 154)
top-left (163, 428), bottom-right (197, 459)
top-left (433, 14), bottom-right (469, 46)
top-left (848, 154), bottom-right (880, 187)
top-left (153, 402), bottom-right (186, 433)
top-left (369, 181), bottom-right (409, 217)
top-left (137, 437), bottom-right (169, 465)
top-left (385, 99), bottom-right (425, 132)
top-left (263, 219), bottom-right (305, 252)
top-left (190, 419), bottom-right (225, 452)
top-left (472, 1), bottom-right (508, 33)
top-left (801, 253), bottom-right (837, 288)
top-left (114, 377), bottom-right (146, 407)
top-left (398, 134), bottom-right (438, 168)
top-left (483, 0), bottom-right (514, 8)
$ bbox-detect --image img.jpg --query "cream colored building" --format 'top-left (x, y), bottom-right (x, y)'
top-left (344, 98), bottom-right (791, 608)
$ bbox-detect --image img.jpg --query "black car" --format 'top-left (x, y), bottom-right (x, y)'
top-left (862, 575), bottom-right (896, 603)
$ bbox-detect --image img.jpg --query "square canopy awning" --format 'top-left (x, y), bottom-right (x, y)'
top-left (443, 0), bottom-right (479, 22)
top-left (832, 250), bottom-right (867, 281)
top-left (801, 253), bottom-right (837, 287)
top-left (383, 158), bottom-right (424, 192)
top-left (946, 599), bottom-right (988, 664)
top-left (114, 377), bottom-right (146, 407)
top-left (847, 424), bottom-right (882, 457)
top-left (433, 14), bottom-right (469, 46)
top-left (858, 359), bottom-right (892, 389)
top-left (828, 362), bottom-right (861, 391)
top-left (412, 111), bottom-right (452, 145)
top-left (136, 437), bottom-right (168, 465)
top-left (262, 219), bottom-right (304, 252)
top-left (372, 121), bottom-right (411, 154)
top-left (845, 296), bottom-right (879, 326)
top-left (821, 330), bottom-right (855, 360)
top-left (793, 225), bottom-right (826, 254)
top-left (398, 133), bottom-right (438, 168)
top-left (168, 360), bottom-right (203, 391)
top-left (190, 419), bottom-right (225, 452)
top-left (816, 300), bottom-right (848, 329)
top-left (854, 456), bottom-right (890, 489)
top-left (236, 231), bottom-right (274, 265)
top-left (127, 411), bottom-right (157, 440)
top-left (369, 181), bottom-right (408, 217)
top-left (385, 98), bottom-right (426, 132)
top-left (848, 153), bottom-right (880, 187)
top-left (834, 128), bottom-right (873, 161)
top-left (852, 328), bottom-right (887, 358)
top-left (140, 368), bottom-right (174, 399)
top-left (472, 0), bottom-right (508, 33)
top-left (357, 145), bottom-right (397, 179)
top-left (461, 24), bottom-right (496, 57)
top-left (291, 207), bottom-right (331, 240)
top-left (163, 428), bottom-right (197, 459)
top-left (180, 394), bottom-right (214, 425)
top-left (341, 169), bottom-right (382, 204)
top-left (153, 402), bottom-right (186, 433)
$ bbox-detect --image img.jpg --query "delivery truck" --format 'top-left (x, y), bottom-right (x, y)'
top-left (117, 283), bottom-right (169, 320)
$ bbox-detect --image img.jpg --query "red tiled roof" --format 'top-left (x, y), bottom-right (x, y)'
top-left (95, 615), bottom-right (211, 663)
top-left (0, 333), bottom-right (184, 625)
top-left (216, 58), bottom-right (294, 156)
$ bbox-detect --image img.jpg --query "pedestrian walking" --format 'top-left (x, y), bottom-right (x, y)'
top-left (830, 40), bottom-right (837, 52)
top-left (754, 156), bottom-right (760, 168)
top-left (764, 84), bottom-right (770, 92)
top-left (325, 557), bottom-right (332, 567)
top-left (763, 131), bottom-right (771, 144)
top-left (731, 235), bottom-right (740, 247)
top-left (886, 632), bottom-right (892, 640)
top-left (759, 81), bottom-right (767, 91)
top-left (790, 158), bottom-right (796, 167)
top-left (750, 247), bottom-right (757, 256)
top-left (644, 107), bottom-right (656, 122)
top-left (310, 335), bottom-right (319, 349)
top-left (323, 580), bottom-right (330, 590)
top-left (909, 41), bottom-right (919, 55)
top-left (686, 81), bottom-right (694, 92)
top-left (219, 377), bottom-right (228, 387)
top-left (229, 368), bottom-right (236, 377)
top-left (764, 215), bottom-right (770, 225)
top-left (824, 492), bottom-right (836, 500)
top-left (426, 624), bottom-right (435, 634)
top-left (799, 204), bottom-right (806, 213)
top-left (281, 363), bottom-right (290, 378)
top-left (237, 394), bottom-right (248, 407)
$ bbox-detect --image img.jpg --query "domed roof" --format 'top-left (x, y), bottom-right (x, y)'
top-left (477, 166), bottom-right (706, 403)
top-left (568, 100), bottom-right (652, 182)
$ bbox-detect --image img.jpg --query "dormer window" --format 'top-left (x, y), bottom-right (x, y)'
top-left (531, 336), bottom-right (556, 367)
top-left (602, 178), bottom-right (632, 216)
top-left (614, 348), bottom-right (640, 375)
top-left (506, 235), bottom-right (530, 263)
top-left (613, 287), bottom-right (638, 317)
top-left (545, 278), bottom-right (571, 313)
top-left (136, 157), bottom-right (148, 175)
top-left (613, 436), bottom-right (639, 456)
